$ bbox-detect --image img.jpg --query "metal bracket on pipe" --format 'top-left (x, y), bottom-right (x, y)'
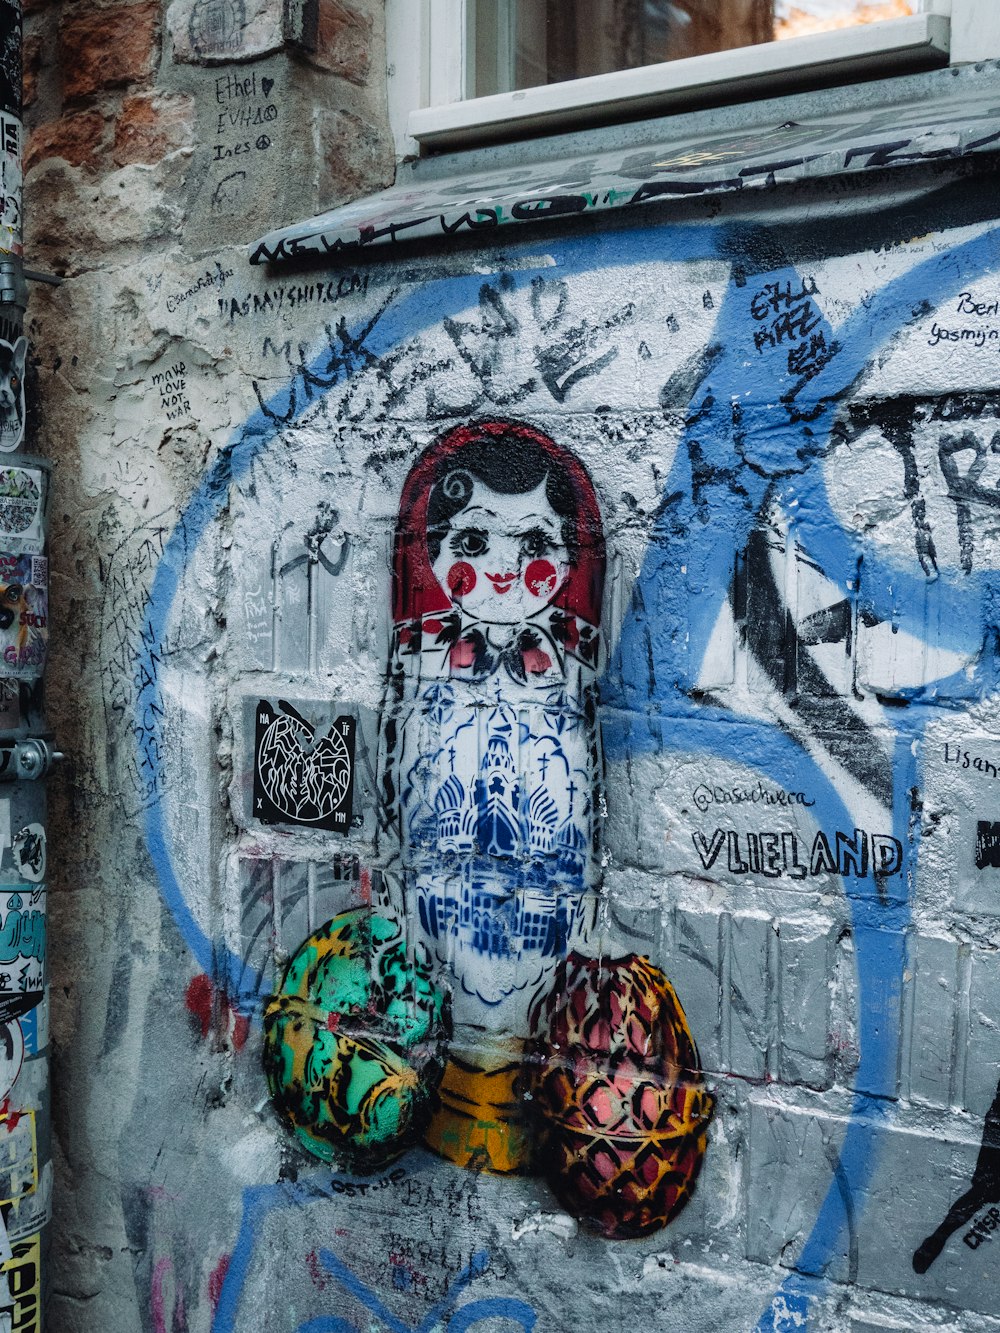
top-left (0, 738), bottom-right (62, 782)
top-left (0, 257), bottom-right (27, 311)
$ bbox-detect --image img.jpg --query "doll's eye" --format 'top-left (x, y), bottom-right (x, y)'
top-left (450, 528), bottom-right (488, 558)
top-left (519, 527), bottom-right (555, 560)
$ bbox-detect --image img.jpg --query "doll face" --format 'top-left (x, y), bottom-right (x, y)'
top-left (431, 477), bottom-right (570, 625)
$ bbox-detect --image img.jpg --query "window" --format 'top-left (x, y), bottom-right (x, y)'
top-left (386, 0), bottom-right (1000, 156)
top-left (468, 0), bottom-right (918, 98)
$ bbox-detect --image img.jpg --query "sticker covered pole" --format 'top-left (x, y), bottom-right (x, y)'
top-left (0, 4), bottom-right (53, 1333)
top-left (0, 0), bottom-right (23, 341)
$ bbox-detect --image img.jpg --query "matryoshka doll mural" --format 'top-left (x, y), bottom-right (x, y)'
top-left (264, 418), bottom-right (714, 1237)
top-left (379, 419), bottom-right (606, 1170)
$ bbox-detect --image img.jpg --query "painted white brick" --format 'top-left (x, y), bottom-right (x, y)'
top-left (918, 725), bottom-right (1000, 920)
top-left (668, 904), bottom-right (724, 1076)
top-left (726, 912), bottom-right (775, 1081)
top-left (778, 916), bottom-right (836, 1090)
top-left (902, 933), bottom-right (961, 1109)
top-left (965, 947), bottom-right (1000, 1122)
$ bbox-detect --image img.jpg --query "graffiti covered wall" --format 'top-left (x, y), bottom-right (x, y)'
top-left (129, 172), bottom-right (1000, 1327)
top-left (24, 14), bottom-right (1000, 1328)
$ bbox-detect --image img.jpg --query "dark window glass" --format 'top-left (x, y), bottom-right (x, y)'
top-left (469, 0), bottom-right (916, 97)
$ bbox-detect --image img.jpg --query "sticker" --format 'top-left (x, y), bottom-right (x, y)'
top-left (0, 339), bottom-right (25, 454)
top-left (253, 700), bottom-right (356, 833)
top-left (0, 556), bottom-right (45, 681)
top-left (0, 473), bottom-right (42, 555)
top-left (0, 890), bottom-right (43, 1023)
top-left (17, 992), bottom-right (45, 1060)
top-left (4, 1166), bottom-right (49, 1247)
top-left (0, 1233), bottom-right (39, 1333)
top-left (10, 830), bottom-right (42, 885)
top-left (0, 112), bottom-right (21, 260)
top-left (0, 1025), bottom-right (22, 1104)
top-left (0, 1111), bottom-right (34, 1209)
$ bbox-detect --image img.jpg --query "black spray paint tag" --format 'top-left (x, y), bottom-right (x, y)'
top-left (253, 700), bottom-right (356, 833)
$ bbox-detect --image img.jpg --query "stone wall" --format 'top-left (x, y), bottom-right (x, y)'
top-left (22, 4), bottom-right (1000, 1331)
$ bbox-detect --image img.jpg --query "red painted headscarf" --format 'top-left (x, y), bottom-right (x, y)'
top-left (392, 419), bottom-right (605, 628)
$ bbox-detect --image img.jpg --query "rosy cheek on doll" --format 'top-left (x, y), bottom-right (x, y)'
top-left (525, 559), bottom-right (559, 599)
top-left (447, 562), bottom-right (477, 598)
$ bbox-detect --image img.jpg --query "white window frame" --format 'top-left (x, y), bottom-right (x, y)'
top-left (386, 0), bottom-right (1000, 158)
